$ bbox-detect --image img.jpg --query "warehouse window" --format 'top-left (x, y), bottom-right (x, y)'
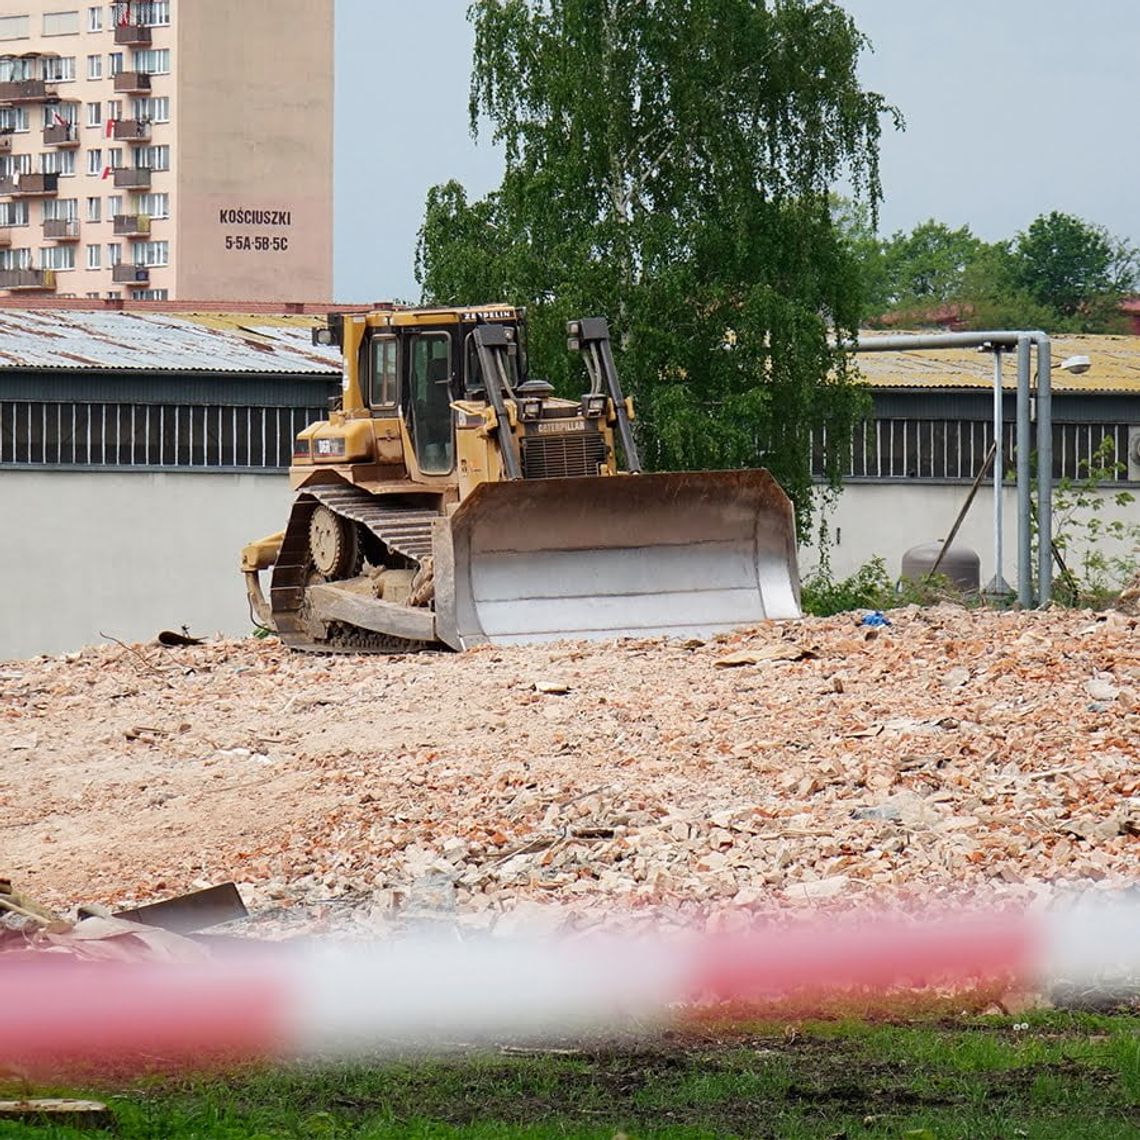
top-left (811, 419), bottom-right (1134, 484)
top-left (0, 402), bottom-right (327, 469)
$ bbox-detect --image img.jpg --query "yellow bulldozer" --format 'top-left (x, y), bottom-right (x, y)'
top-left (241, 304), bottom-right (801, 652)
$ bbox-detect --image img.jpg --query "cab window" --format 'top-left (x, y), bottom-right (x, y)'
top-left (407, 332), bottom-right (454, 474)
top-left (370, 337), bottom-right (398, 410)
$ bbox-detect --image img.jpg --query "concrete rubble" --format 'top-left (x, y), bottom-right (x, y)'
top-left (1, 604), bottom-right (1137, 942)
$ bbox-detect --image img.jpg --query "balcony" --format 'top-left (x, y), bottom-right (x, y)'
top-left (0, 79), bottom-right (57, 104)
top-left (43, 218), bottom-right (79, 241)
top-left (0, 173), bottom-right (59, 198)
top-left (42, 123), bottom-right (80, 148)
top-left (113, 213), bottom-right (151, 236)
top-left (0, 131), bottom-right (12, 155)
top-left (113, 167), bottom-right (151, 189)
top-left (112, 264), bottom-right (149, 284)
top-left (113, 119), bottom-right (152, 142)
top-left (113, 72), bottom-right (151, 94)
top-left (0, 227), bottom-right (11, 248)
top-left (0, 268), bottom-right (56, 291)
top-left (114, 23), bottom-right (152, 45)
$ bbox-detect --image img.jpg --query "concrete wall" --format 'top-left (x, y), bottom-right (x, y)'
top-left (805, 481), bottom-right (1140, 594)
top-left (1, 470), bottom-right (291, 660)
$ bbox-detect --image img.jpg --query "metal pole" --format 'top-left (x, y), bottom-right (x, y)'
top-left (1016, 336), bottom-right (1032, 606)
top-left (1037, 338), bottom-right (1053, 603)
top-left (986, 348), bottom-right (1009, 596)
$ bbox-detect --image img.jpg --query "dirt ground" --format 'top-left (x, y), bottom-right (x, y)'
top-left (1, 605), bottom-right (1137, 928)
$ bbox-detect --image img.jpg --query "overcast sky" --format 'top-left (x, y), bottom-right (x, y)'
top-left (333, 0), bottom-right (1140, 303)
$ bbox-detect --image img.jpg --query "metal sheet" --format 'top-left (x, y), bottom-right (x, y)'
top-left (444, 469), bottom-right (801, 647)
top-left (0, 309), bottom-right (342, 375)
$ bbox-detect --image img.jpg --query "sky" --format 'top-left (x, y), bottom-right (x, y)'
top-left (333, 0), bottom-right (1140, 303)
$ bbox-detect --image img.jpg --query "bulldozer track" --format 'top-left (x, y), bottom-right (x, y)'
top-left (269, 485), bottom-right (442, 654)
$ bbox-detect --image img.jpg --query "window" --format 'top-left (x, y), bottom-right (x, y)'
top-left (85, 100), bottom-right (101, 127)
top-left (108, 52), bottom-right (123, 77)
top-left (87, 6), bottom-right (102, 31)
top-left (107, 146), bottom-right (123, 169)
top-left (106, 98), bottom-right (122, 121)
top-left (86, 53), bottom-right (102, 80)
top-left (369, 338), bottom-right (398, 409)
top-left (134, 2), bottom-right (170, 26)
top-left (134, 144), bottom-right (167, 170)
top-left (0, 108), bottom-right (29, 133)
top-left (40, 150), bottom-right (77, 176)
top-left (42, 104), bottom-right (77, 129)
top-left (0, 58), bottom-right (33, 83)
top-left (0, 248), bottom-right (32, 271)
top-left (131, 288), bottom-right (167, 300)
top-left (42, 57), bottom-right (77, 82)
top-left (108, 194), bottom-right (122, 216)
top-left (85, 243), bottom-right (101, 269)
top-left (131, 48), bottom-right (169, 74)
top-left (132, 96), bottom-right (168, 122)
top-left (107, 242), bottom-right (121, 266)
top-left (43, 198), bottom-right (79, 221)
top-left (40, 245), bottom-right (76, 271)
top-left (0, 154), bottom-right (33, 177)
top-left (86, 196), bottom-right (100, 221)
top-left (87, 148), bottom-right (102, 175)
top-left (0, 201), bottom-right (29, 227)
top-left (130, 239), bottom-right (166, 266)
top-left (43, 11), bottom-right (80, 37)
top-left (407, 333), bottom-right (454, 474)
top-left (0, 16), bottom-right (30, 41)
top-left (135, 191), bottom-right (167, 218)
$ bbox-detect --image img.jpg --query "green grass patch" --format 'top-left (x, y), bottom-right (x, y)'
top-left (1, 1013), bottom-right (1137, 1138)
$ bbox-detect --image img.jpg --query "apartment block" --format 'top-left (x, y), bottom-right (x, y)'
top-left (0, 0), bottom-right (332, 301)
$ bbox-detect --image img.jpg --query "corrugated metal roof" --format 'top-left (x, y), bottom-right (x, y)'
top-left (855, 333), bottom-right (1140, 394)
top-left (0, 309), bottom-right (343, 374)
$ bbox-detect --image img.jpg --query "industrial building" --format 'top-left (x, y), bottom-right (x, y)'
top-left (0, 303), bottom-right (343, 658)
top-left (0, 0), bottom-right (333, 302)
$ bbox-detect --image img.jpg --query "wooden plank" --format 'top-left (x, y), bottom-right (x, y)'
top-left (307, 582), bottom-right (437, 642)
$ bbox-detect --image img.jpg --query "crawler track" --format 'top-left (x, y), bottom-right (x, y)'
top-left (269, 486), bottom-right (441, 653)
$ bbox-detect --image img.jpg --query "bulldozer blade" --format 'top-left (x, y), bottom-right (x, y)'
top-left (436, 469), bottom-right (800, 648)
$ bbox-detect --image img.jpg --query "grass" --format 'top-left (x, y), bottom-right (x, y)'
top-left (0, 1012), bottom-right (1137, 1138)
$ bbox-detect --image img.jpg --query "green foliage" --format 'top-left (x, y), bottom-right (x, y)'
top-left (799, 554), bottom-right (968, 616)
top-left (417, 0), bottom-right (899, 537)
top-left (1046, 436), bottom-right (1140, 607)
top-left (878, 218), bottom-right (986, 308)
top-left (1012, 210), bottom-right (1138, 321)
top-left (855, 210), bottom-right (1139, 334)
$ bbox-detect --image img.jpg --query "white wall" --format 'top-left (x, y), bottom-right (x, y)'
top-left (805, 481), bottom-right (1140, 593)
top-left (1, 471), bottom-right (292, 660)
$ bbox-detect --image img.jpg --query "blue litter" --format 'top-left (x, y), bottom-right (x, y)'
top-left (861, 611), bottom-right (892, 628)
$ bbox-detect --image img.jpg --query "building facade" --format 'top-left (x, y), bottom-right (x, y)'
top-left (0, 0), bottom-right (333, 302)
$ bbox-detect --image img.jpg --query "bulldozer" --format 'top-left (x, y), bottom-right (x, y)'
top-left (241, 305), bottom-right (800, 652)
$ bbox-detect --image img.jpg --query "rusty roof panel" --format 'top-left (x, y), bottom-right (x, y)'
top-left (0, 309), bottom-right (342, 374)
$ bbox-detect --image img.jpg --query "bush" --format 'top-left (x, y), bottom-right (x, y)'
top-left (800, 555), bottom-right (970, 616)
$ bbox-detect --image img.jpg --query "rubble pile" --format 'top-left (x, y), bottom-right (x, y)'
top-left (1, 605), bottom-right (1137, 935)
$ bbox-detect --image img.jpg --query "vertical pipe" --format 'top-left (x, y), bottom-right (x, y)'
top-left (1037, 338), bottom-right (1053, 603)
top-left (1016, 336), bottom-right (1032, 606)
top-left (991, 349), bottom-right (1004, 591)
